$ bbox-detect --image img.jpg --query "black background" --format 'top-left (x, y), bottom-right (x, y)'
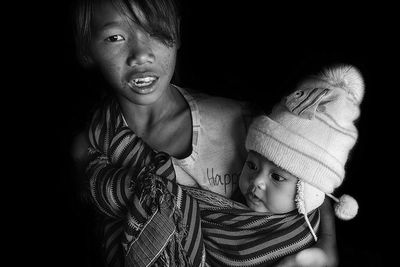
top-left (15, 1), bottom-right (396, 266)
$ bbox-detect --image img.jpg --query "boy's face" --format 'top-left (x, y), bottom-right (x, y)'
top-left (239, 151), bottom-right (298, 214)
top-left (88, 2), bottom-right (178, 105)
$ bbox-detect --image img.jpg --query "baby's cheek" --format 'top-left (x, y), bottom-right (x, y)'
top-left (238, 173), bottom-right (248, 194)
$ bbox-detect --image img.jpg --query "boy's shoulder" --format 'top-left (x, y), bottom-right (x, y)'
top-left (182, 87), bottom-right (258, 116)
top-left (181, 86), bottom-right (263, 131)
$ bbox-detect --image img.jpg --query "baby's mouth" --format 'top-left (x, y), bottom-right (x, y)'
top-left (247, 191), bottom-right (261, 203)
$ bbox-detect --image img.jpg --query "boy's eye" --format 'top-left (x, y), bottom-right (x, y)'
top-left (105, 34), bottom-right (125, 42)
top-left (271, 173), bottom-right (285, 182)
top-left (246, 160), bottom-right (257, 170)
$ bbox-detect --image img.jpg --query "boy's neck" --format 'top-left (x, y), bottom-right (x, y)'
top-left (119, 84), bottom-right (185, 137)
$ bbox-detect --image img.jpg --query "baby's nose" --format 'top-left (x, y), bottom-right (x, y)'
top-left (256, 181), bottom-right (266, 191)
top-left (252, 176), bottom-right (267, 191)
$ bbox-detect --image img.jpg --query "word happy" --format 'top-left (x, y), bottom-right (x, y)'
top-left (207, 168), bottom-right (239, 194)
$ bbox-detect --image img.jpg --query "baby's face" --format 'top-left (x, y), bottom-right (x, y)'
top-left (239, 151), bottom-right (298, 213)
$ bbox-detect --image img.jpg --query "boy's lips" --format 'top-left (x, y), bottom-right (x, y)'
top-left (129, 76), bottom-right (158, 87)
top-left (127, 73), bottom-right (159, 93)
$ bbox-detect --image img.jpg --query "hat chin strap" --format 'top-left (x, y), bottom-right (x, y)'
top-left (295, 180), bottom-right (318, 242)
top-left (296, 180), bottom-right (359, 242)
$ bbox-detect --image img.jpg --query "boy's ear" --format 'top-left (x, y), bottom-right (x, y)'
top-left (80, 54), bottom-right (94, 68)
top-left (176, 18), bottom-right (181, 49)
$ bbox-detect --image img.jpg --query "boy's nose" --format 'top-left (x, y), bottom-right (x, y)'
top-left (127, 37), bottom-right (155, 66)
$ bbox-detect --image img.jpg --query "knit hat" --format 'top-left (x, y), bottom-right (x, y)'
top-left (246, 64), bottom-right (364, 239)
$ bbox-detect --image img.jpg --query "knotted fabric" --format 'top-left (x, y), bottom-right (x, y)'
top-left (86, 97), bottom-right (319, 267)
top-left (86, 98), bottom-right (204, 267)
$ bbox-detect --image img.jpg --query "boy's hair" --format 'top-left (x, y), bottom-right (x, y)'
top-left (71, 0), bottom-right (181, 66)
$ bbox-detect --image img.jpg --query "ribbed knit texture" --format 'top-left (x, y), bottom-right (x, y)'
top-left (246, 65), bottom-right (364, 212)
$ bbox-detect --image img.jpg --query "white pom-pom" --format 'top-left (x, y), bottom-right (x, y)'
top-left (334, 194), bottom-right (358, 220)
top-left (321, 64), bottom-right (365, 103)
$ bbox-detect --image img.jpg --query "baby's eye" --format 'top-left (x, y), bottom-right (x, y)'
top-left (271, 173), bottom-right (285, 182)
top-left (105, 34), bottom-right (125, 42)
top-left (246, 161), bottom-right (257, 170)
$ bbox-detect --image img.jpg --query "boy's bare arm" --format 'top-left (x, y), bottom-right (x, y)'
top-left (71, 131), bottom-right (89, 169)
top-left (71, 131), bottom-right (91, 204)
top-left (315, 198), bottom-right (338, 266)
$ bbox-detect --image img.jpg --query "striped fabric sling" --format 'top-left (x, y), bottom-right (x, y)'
top-left (86, 98), bottom-right (205, 267)
top-left (183, 186), bottom-right (320, 266)
top-left (85, 97), bottom-right (319, 267)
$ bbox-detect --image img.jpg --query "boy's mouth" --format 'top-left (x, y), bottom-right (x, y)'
top-left (128, 76), bottom-right (158, 88)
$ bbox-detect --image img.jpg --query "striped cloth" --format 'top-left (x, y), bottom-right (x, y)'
top-left (183, 186), bottom-right (320, 266)
top-left (86, 98), bottom-right (204, 267)
top-left (86, 97), bottom-right (319, 267)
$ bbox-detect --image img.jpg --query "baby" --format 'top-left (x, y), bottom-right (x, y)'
top-left (239, 64), bottom-right (363, 241)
